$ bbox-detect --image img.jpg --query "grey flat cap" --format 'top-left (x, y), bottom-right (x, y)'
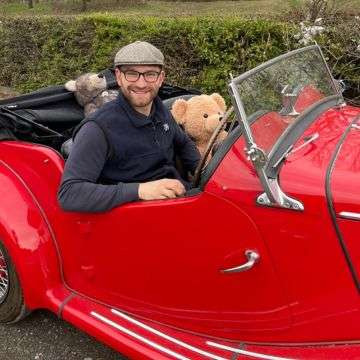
top-left (114, 41), bottom-right (164, 66)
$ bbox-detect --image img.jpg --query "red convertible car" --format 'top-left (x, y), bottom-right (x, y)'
top-left (1, 45), bottom-right (360, 359)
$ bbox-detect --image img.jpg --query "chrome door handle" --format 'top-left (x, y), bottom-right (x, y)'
top-left (221, 250), bottom-right (260, 274)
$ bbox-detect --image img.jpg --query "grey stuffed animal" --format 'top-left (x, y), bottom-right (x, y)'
top-left (65, 73), bottom-right (119, 116)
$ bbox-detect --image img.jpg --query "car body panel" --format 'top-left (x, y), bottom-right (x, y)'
top-left (205, 105), bottom-right (360, 342)
top-left (55, 191), bottom-right (291, 340)
top-left (0, 152), bottom-right (62, 310)
top-left (329, 110), bottom-right (360, 297)
top-left (62, 292), bottom-right (360, 360)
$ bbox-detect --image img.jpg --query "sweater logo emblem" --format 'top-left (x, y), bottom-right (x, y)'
top-left (163, 123), bottom-right (170, 132)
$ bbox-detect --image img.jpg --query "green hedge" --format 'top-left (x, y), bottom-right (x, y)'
top-left (0, 15), bottom-right (358, 99)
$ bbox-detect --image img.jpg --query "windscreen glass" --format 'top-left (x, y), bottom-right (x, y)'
top-left (232, 47), bottom-right (338, 153)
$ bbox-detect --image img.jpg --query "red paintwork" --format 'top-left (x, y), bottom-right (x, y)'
top-left (62, 293), bottom-right (360, 360)
top-left (251, 112), bottom-right (288, 152)
top-left (250, 85), bottom-right (326, 155)
top-left (1, 101), bottom-right (360, 359)
top-left (293, 84), bottom-right (325, 112)
top-left (329, 110), bottom-right (360, 294)
top-left (206, 104), bottom-right (360, 344)
top-left (0, 154), bottom-right (64, 310)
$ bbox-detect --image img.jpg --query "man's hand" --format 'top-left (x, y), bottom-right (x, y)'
top-left (138, 179), bottom-right (186, 200)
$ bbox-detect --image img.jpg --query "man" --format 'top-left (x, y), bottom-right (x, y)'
top-left (58, 41), bottom-right (200, 212)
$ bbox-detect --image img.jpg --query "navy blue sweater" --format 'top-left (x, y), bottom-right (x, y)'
top-left (58, 94), bottom-right (200, 212)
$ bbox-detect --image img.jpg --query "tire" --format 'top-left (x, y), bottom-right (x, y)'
top-left (0, 241), bottom-right (28, 323)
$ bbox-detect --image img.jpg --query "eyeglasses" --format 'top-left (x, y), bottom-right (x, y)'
top-left (121, 70), bottom-right (161, 83)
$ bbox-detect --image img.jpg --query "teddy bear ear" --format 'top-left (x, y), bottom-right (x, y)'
top-left (210, 93), bottom-right (226, 112)
top-left (171, 99), bottom-right (188, 125)
top-left (65, 80), bottom-right (77, 92)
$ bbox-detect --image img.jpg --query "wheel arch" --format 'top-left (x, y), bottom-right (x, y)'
top-left (0, 160), bottom-right (63, 311)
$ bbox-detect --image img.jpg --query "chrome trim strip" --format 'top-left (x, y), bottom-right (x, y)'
top-left (206, 341), bottom-right (293, 360)
top-left (290, 133), bottom-right (319, 154)
top-left (93, 309), bottom-right (296, 360)
top-left (111, 309), bottom-right (229, 360)
top-left (91, 311), bottom-right (190, 360)
top-left (339, 211), bottom-right (360, 221)
top-left (326, 115), bottom-right (360, 293)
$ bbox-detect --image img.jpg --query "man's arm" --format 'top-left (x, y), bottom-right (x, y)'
top-left (58, 122), bottom-right (186, 212)
top-left (58, 122), bottom-right (139, 212)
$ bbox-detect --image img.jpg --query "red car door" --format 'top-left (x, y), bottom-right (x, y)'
top-left (59, 191), bottom-right (290, 341)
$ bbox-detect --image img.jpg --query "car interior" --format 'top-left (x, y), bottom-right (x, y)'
top-left (0, 70), bottom-right (232, 191)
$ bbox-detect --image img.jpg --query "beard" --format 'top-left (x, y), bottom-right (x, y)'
top-left (122, 85), bottom-right (158, 110)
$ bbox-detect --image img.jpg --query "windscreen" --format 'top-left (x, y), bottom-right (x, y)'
top-left (231, 46), bottom-right (339, 153)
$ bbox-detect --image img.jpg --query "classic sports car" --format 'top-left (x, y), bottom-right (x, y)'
top-left (0, 45), bottom-right (360, 360)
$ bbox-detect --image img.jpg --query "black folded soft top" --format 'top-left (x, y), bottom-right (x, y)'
top-left (0, 69), bottom-right (201, 145)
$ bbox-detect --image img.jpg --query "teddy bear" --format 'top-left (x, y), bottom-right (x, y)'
top-left (65, 73), bottom-right (119, 117)
top-left (171, 93), bottom-right (228, 157)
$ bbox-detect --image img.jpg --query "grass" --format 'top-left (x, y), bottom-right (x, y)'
top-left (0, 1), bottom-right (52, 15)
top-left (135, 0), bottom-right (287, 17)
top-left (1, 0), bottom-right (359, 18)
top-left (0, 0), bottom-right (298, 17)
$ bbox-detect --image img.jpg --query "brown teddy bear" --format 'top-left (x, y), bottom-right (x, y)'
top-left (171, 93), bottom-right (228, 157)
top-left (65, 73), bottom-right (119, 116)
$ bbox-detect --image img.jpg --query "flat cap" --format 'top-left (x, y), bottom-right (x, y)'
top-left (114, 41), bottom-right (164, 67)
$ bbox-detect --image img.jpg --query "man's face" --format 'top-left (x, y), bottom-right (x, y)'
top-left (115, 65), bottom-right (165, 111)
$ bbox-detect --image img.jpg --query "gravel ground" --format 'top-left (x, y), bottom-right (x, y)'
top-left (0, 310), bottom-right (128, 360)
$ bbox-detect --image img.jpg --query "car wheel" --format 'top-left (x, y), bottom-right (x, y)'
top-left (0, 241), bottom-right (28, 323)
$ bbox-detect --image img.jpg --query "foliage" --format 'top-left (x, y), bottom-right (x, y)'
top-left (0, 15), bottom-right (358, 103)
top-left (282, 0), bottom-right (358, 22)
top-left (282, 0), bottom-right (360, 103)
